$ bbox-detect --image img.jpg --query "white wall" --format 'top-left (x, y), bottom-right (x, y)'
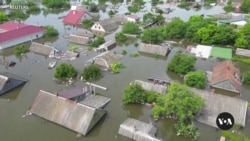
top-left (126, 17), bottom-right (136, 22)
top-left (91, 23), bottom-right (105, 33)
top-left (0, 32), bottom-right (44, 49)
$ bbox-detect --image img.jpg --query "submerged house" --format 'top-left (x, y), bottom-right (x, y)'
top-left (29, 42), bottom-right (55, 56)
top-left (58, 86), bottom-right (89, 102)
top-left (30, 90), bottom-right (106, 136)
top-left (91, 19), bottom-right (118, 35)
top-left (139, 43), bottom-right (170, 56)
top-left (0, 73), bottom-right (27, 95)
top-left (66, 34), bottom-right (90, 45)
top-left (210, 61), bottom-right (241, 94)
top-left (0, 21), bottom-right (44, 49)
top-left (94, 40), bottom-right (116, 52)
top-left (118, 118), bottom-right (161, 141)
top-left (133, 80), bottom-right (167, 94)
top-left (63, 10), bottom-right (85, 26)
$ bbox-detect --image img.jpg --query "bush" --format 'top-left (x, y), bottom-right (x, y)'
top-left (131, 52), bottom-right (139, 57)
top-left (108, 10), bottom-right (115, 16)
top-left (54, 63), bottom-right (77, 81)
top-left (44, 26), bottom-right (58, 37)
top-left (168, 53), bottom-right (196, 75)
top-left (243, 71), bottom-right (250, 84)
top-left (122, 22), bottom-right (141, 35)
top-left (122, 50), bottom-right (127, 55)
top-left (185, 71), bottom-right (206, 89)
top-left (82, 19), bottom-right (94, 29)
top-left (224, 5), bottom-right (234, 12)
top-left (14, 45), bottom-right (28, 56)
top-left (115, 32), bottom-right (128, 43)
top-left (232, 55), bottom-right (250, 64)
top-left (110, 61), bottom-right (125, 74)
top-left (26, 1), bottom-right (41, 14)
top-left (42, 0), bottom-right (70, 9)
top-left (81, 64), bottom-right (102, 81)
top-left (8, 10), bottom-right (29, 20)
top-left (89, 36), bottom-right (105, 48)
top-left (0, 12), bottom-right (8, 24)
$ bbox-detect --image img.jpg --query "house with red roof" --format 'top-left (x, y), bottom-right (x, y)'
top-left (62, 10), bottom-right (85, 26)
top-left (0, 21), bottom-right (44, 49)
top-left (210, 61), bottom-right (242, 95)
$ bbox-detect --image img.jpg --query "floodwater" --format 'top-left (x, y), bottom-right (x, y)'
top-left (0, 1), bottom-right (249, 141)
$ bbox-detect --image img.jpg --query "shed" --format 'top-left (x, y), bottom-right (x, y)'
top-left (30, 90), bottom-right (106, 136)
top-left (67, 34), bottom-right (90, 45)
top-left (58, 86), bottom-right (89, 102)
top-left (210, 61), bottom-right (241, 94)
top-left (191, 88), bottom-right (248, 128)
top-left (0, 72), bottom-right (27, 95)
top-left (29, 42), bottom-right (54, 56)
top-left (80, 95), bottom-right (111, 109)
top-left (118, 118), bottom-right (160, 141)
top-left (190, 45), bottom-right (212, 59)
top-left (236, 48), bottom-right (250, 57)
top-left (139, 43), bottom-right (170, 56)
top-left (133, 80), bottom-right (167, 94)
top-left (94, 40), bottom-right (116, 52)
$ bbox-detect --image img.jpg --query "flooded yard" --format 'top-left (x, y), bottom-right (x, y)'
top-left (0, 1), bottom-right (249, 141)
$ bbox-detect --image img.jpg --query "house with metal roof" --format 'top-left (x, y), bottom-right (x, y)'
top-left (210, 61), bottom-right (241, 94)
top-left (30, 90), bottom-right (106, 136)
top-left (0, 21), bottom-right (44, 49)
top-left (139, 43), bottom-right (170, 56)
top-left (66, 34), bottom-right (90, 45)
top-left (62, 10), bottom-right (85, 26)
top-left (118, 118), bottom-right (161, 141)
top-left (91, 18), bottom-right (118, 35)
top-left (29, 42), bottom-right (55, 56)
top-left (0, 72), bottom-right (27, 95)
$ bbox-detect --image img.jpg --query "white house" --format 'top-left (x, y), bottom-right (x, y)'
top-left (91, 18), bottom-right (118, 35)
top-left (0, 21), bottom-right (44, 49)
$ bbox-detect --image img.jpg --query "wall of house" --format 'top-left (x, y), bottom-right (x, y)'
top-left (91, 23), bottom-right (105, 33)
top-left (126, 17), bottom-right (136, 22)
top-left (0, 32), bottom-right (44, 49)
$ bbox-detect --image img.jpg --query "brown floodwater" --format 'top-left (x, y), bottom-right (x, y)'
top-left (0, 1), bottom-right (249, 141)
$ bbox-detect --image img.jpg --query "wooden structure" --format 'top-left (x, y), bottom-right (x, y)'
top-left (94, 40), bottom-right (116, 52)
top-left (147, 77), bottom-right (171, 86)
top-left (66, 34), bottom-right (90, 45)
top-left (139, 43), bottom-right (170, 56)
top-left (236, 48), bottom-right (250, 57)
top-left (118, 118), bottom-right (161, 141)
top-left (87, 51), bottom-right (123, 69)
top-left (29, 42), bottom-right (54, 56)
top-left (191, 88), bottom-right (248, 128)
top-left (30, 90), bottom-right (106, 136)
top-left (0, 72), bottom-right (27, 95)
top-left (133, 80), bottom-right (167, 94)
top-left (210, 61), bottom-right (241, 94)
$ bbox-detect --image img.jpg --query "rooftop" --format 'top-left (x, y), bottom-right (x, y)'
top-left (63, 10), bottom-right (85, 25)
top-left (210, 47), bottom-right (232, 59)
top-left (29, 42), bottom-right (53, 56)
top-left (133, 80), bottom-right (167, 94)
top-left (58, 86), bottom-right (88, 99)
top-left (139, 43), bottom-right (170, 56)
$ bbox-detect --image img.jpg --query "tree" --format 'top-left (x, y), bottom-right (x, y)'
top-left (143, 13), bottom-right (155, 23)
top-left (54, 63), bottom-right (77, 81)
top-left (168, 53), bottom-right (196, 75)
top-left (44, 26), bottom-right (58, 37)
top-left (163, 18), bottom-right (187, 39)
top-left (141, 27), bottom-right (164, 44)
top-left (235, 23), bottom-right (250, 48)
top-left (81, 64), bottom-right (102, 81)
top-left (115, 32), bottom-right (128, 43)
top-left (42, 0), bottom-right (70, 9)
top-left (110, 61), bottom-right (124, 74)
top-left (82, 19), bottom-right (94, 29)
top-left (243, 71), bottom-right (250, 84)
top-left (151, 0), bottom-right (160, 6)
top-left (0, 12), bottom-right (8, 24)
top-left (123, 83), bottom-right (146, 104)
top-left (185, 71), bottom-right (206, 89)
top-left (240, 0), bottom-right (250, 13)
top-left (122, 22), bottom-right (141, 35)
top-left (14, 45), bottom-right (28, 56)
top-left (8, 10), bottom-right (29, 20)
top-left (89, 36), bottom-right (105, 48)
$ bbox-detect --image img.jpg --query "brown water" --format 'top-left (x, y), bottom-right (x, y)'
top-left (0, 1), bottom-right (250, 141)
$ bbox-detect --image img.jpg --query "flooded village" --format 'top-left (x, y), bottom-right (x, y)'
top-left (0, 0), bottom-right (250, 141)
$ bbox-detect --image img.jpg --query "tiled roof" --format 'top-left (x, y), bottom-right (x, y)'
top-left (63, 10), bottom-right (84, 25)
top-left (211, 61), bottom-right (241, 92)
top-left (0, 21), bottom-right (44, 43)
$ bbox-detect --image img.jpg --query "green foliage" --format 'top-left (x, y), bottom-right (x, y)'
top-left (221, 127), bottom-right (250, 141)
top-left (178, 2), bottom-right (192, 9)
top-left (110, 61), bottom-right (124, 74)
top-left (224, 4), bottom-right (234, 12)
top-left (98, 0), bottom-right (106, 4)
top-left (143, 13), bottom-right (155, 23)
top-left (82, 19), bottom-right (94, 29)
top-left (128, 0), bottom-right (144, 13)
top-left (123, 83), bottom-right (161, 104)
top-left (42, 0), bottom-right (70, 9)
top-left (108, 10), bottom-right (115, 16)
top-left (0, 12), bottom-right (8, 24)
top-left (235, 23), bottom-right (250, 49)
top-left (8, 10), bottom-right (29, 20)
top-left (122, 50), bottom-right (127, 55)
top-left (110, 0), bottom-right (123, 4)
top-left (14, 45), bottom-right (28, 56)
top-left (168, 53), bottom-right (196, 75)
top-left (243, 71), bottom-right (250, 84)
top-left (175, 122), bottom-right (200, 141)
top-left (134, 42), bottom-right (139, 47)
top-left (89, 3), bottom-right (98, 12)
top-left (163, 18), bottom-right (187, 39)
top-left (131, 52), bottom-right (139, 57)
top-left (115, 32), bottom-right (128, 43)
top-left (141, 27), bottom-right (164, 44)
top-left (152, 0), bottom-right (160, 6)
top-left (185, 71), bottom-right (206, 89)
top-left (240, 0), bottom-right (250, 13)
top-left (68, 44), bottom-right (79, 52)
top-left (81, 64), bottom-right (102, 81)
top-left (122, 22), bottom-right (141, 35)
top-left (44, 26), bottom-right (58, 37)
top-left (128, 6), bottom-right (140, 13)
top-left (54, 63), bottom-right (77, 80)
top-left (232, 55), bottom-right (250, 64)
top-left (89, 36), bottom-right (105, 48)
top-left (26, 1), bottom-right (40, 15)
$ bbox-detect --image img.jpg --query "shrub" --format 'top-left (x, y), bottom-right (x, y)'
top-left (81, 64), bottom-right (102, 81)
top-left (44, 26), bottom-right (58, 37)
top-left (110, 61), bottom-right (125, 74)
top-left (14, 45), bottom-right (28, 56)
top-left (82, 19), bottom-right (94, 29)
top-left (54, 63), bottom-right (77, 81)
top-left (115, 32), bottom-right (128, 43)
top-left (185, 71), bottom-right (206, 89)
top-left (89, 36), bottom-right (105, 48)
top-left (243, 71), bottom-right (250, 84)
top-left (122, 50), bottom-right (127, 55)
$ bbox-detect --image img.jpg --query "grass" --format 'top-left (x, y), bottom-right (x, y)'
top-left (14, 45), bottom-right (28, 56)
top-left (232, 55), bottom-right (250, 64)
top-left (211, 47), bottom-right (232, 59)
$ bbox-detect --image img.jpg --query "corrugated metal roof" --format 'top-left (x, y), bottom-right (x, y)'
top-left (80, 95), bottom-right (111, 109)
top-left (29, 42), bottom-right (53, 56)
top-left (58, 86), bottom-right (88, 99)
top-left (30, 90), bottom-right (106, 135)
top-left (118, 118), bottom-right (160, 141)
top-left (139, 43), bottom-right (169, 56)
top-left (134, 80), bottom-right (167, 94)
top-left (63, 10), bottom-right (84, 25)
top-left (67, 34), bottom-right (90, 45)
top-left (98, 19), bottom-right (118, 32)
